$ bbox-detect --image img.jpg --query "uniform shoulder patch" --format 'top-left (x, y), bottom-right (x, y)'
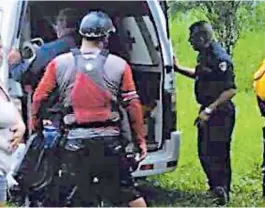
top-left (219, 61), bottom-right (228, 72)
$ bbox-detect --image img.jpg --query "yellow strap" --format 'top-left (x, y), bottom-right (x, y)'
top-left (254, 60), bottom-right (265, 80)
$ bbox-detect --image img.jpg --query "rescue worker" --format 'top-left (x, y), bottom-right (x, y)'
top-left (257, 92), bottom-right (265, 199)
top-left (174, 21), bottom-right (236, 205)
top-left (8, 8), bottom-right (80, 90)
top-left (253, 58), bottom-right (265, 197)
top-left (31, 11), bottom-right (147, 207)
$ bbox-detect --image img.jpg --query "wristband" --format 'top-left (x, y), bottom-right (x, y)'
top-left (204, 107), bottom-right (213, 115)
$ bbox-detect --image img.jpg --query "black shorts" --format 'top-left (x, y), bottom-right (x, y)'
top-left (58, 137), bottom-right (141, 206)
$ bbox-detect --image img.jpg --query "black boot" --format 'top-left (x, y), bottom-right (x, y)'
top-left (212, 186), bottom-right (228, 206)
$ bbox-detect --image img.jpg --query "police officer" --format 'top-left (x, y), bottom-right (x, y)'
top-left (175, 21), bottom-right (236, 205)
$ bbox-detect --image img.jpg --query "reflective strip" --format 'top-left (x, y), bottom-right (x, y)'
top-left (123, 95), bottom-right (139, 102)
top-left (122, 91), bottom-right (137, 97)
top-left (121, 91), bottom-right (138, 101)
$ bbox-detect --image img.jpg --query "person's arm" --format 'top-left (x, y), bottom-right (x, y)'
top-left (195, 61), bottom-right (236, 126)
top-left (203, 61), bottom-right (237, 116)
top-left (31, 60), bottom-right (57, 130)
top-left (9, 106), bottom-right (26, 149)
top-left (120, 63), bottom-right (147, 160)
top-left (9, 60), bottom-right (31, 82)
top-left (209, 61), bottom-right (237, 110)
top-left (208, 89), bottom-right (236, 111)
top-left (173, 57), bottom-right (196, 79)
top-left (9, 42), bottom-right (59, 84)
top-left (174, 64), bottom-right (196, 79)
top-left (8, 48), bottom-right (31, 82)
top-left (195, 87), bottom-right (236, 127)
top-left (29, 44), bottom-right (56, 76)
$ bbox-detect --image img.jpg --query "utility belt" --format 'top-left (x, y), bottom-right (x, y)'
top-left (62, 111), bottom-right (133, 145)
top-left (65, 122), bottom-right (119, 129)
top-left (63, 113), bottom-right (120, 128)
top-left (39, 105), bottom-right (134, 152)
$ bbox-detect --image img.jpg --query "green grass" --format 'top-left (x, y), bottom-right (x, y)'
top-left (7, 8), bottom-right (265, 208)
top-left (144, 10), bottom-right (265, 207)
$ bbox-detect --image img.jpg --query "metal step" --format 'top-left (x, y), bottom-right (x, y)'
top-left (146, 141), bottom-right (159, 152)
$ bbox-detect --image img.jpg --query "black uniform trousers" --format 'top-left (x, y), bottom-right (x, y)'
top-left (197, 103), bottom-right (235, 193)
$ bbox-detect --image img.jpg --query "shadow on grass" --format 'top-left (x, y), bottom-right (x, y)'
top-left (138, 180), bottom-right (218, 207)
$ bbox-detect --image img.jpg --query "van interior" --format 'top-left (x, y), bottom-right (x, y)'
top-left (19, 1), bottom-right (164, 151)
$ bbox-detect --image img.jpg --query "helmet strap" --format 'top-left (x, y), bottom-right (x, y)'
top-left (102, 36), bottom-right (109, 49)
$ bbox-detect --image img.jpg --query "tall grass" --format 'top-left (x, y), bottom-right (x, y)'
top-left (148, 8), bottom-right (265, 207)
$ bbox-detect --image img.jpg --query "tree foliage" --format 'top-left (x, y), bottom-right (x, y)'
top-left (168, 0), bottom-right (257, 56)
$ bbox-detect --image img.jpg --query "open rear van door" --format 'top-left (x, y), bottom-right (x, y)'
top-left (147, 0), bottom-right (177, 142)
top-left (158, 0), bottom-right (170, 36)
top-left (133, 0), bottom-right (180, 177)
top-left (0, 0), bottom-right (27, 89)
top-left (0, 1), bottom-right (28, 117)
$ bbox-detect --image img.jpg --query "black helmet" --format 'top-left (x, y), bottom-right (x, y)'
top-left (79, 11), bottom-right (116, 38)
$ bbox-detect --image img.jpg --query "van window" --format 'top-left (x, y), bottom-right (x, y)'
top-left (120, 15), bottom-right (159, 66)
top-left (26, 1), bottom-right (162, 67)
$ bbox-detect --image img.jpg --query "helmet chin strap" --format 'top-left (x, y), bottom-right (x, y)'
top-left (102, 36), bottom-right (109, 49)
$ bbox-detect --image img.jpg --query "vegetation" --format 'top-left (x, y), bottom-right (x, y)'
top-left (168, 0), bottom-right (264, 56)
top-left (144, 2), bottom-right (265, 207)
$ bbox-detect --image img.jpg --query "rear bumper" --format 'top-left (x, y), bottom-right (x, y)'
top-left (132, 130), bottom-right (181, 177)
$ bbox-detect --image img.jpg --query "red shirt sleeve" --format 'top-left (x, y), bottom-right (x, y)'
top-left (120, 63), bottom-right (146, 149)
top-left (32, 60), bottom-right (57, 119)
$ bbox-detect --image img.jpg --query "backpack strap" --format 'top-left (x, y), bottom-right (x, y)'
top-left (57, 48), bottom-right (80, 102)
top-left (97, 49), bottom-right (119, 103)
top-left (58, 48), bottom-right (116, 110)
top-left (71, 48), bottom-right (110, 73)
top-left (58, 47), bottom-right (106, 96)
top-left (99, 49), bottom-right (109, 60)
top-left (71, 48), bottom-right (82, 68)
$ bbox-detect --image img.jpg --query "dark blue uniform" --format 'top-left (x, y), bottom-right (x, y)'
top-left (10, 33), bottom-right (77, 89)
top-left (195, 41), bottom-right (236, 193)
